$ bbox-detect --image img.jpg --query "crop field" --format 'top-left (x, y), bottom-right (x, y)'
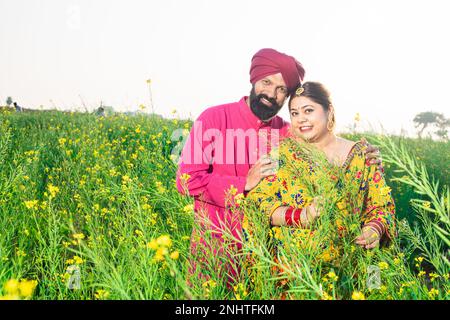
top-left (0, 109), bottom-right (448, 300)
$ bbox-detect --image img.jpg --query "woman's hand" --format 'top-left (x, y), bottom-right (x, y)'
top-left (300, 199), bottom-right (321, 228)
top-left (355, 226), bottom-right (380, 249)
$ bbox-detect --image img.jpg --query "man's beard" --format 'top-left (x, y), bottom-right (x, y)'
top-left (249, 87), bottom-right (283, 121)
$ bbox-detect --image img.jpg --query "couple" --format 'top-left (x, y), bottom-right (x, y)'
top-left (176, 48), bottom-right (396, 287)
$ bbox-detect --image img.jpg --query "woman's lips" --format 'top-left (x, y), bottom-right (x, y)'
top-left (299, 126), bottom-right (313, 133)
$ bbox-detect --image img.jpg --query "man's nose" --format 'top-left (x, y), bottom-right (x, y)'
top-left (265, 86), bottom-right (277, 99)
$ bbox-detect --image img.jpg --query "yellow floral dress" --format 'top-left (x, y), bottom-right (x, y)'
top-left (244, 137), bottom-right (396, 266)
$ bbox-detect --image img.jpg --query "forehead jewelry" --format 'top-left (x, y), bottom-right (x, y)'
top-left (295, 87), bottom-right (304, 96)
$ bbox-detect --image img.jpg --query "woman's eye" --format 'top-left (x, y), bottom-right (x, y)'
top-left (305, 109), bottom-right (313, 114)
top-left (291, 112), bottom-right (298, 116)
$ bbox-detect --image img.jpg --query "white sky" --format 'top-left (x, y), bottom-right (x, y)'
top-left (1, 0), bottom-right (449, 135)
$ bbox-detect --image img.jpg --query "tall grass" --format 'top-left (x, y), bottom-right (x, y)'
top-left (0, 110), bottom-right (448, 300)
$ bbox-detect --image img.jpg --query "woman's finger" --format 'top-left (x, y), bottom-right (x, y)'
top-left (355, 238), bottom-right (367, 245)
top-left (365, 240), bottom-right (380, 249)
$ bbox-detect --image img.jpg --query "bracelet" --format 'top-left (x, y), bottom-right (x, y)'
top-left (284, 207), bottom-right (304, 227)
top-left (284, 207), bottom-right (294, 225)
top-left (362, 225), bottom-right (381, 239)
top-left (293, 208), bottom-right (302, 227)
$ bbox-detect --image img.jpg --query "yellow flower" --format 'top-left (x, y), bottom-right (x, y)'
top-left (429, 273), bottom-right (440, 282)
top-left (234, 193), bottom-right (245, 205)
top-left (73, 255), bottom-right (84, 264)
top-left (203, 280), bottom-right (216, 288)
top-left (428, 288), bottom-right (439, 299)
top-left (156, 235), bottom-right (172, 248)
top-left (415, 256), bottom-right (424, 268)
top-left (47, 184), bottom-right (60, 198)
top-left (183, 204), bottom-right (194, 214)
top-left (95, 289), bottom-right (110, 300)
top-left (72, 233), bottom-right (85, 240)
top-left (59, 138), bottom-right (67, 145)
top-left (18, 280), bottom-right (38, 297)
top-left (322, 291), bottom-right (333, 300)
top-left (423, 201), bottom-right (431, 209)
top-left (146, 79), bottom-right (152, 84)
top-left (135, 229), bottom-right (144, 237)
top-left (153, 247), bottom-right (168, 262)
top-left (336, 201), bottom-right (346, 210)
top-left (24, 200), bottom-right (39, 210)
top-left (327, 271), bottom-right (338, 282)
top-left (354, 113), bottom-right (361, 122)
top-left (228, 185), bottom-right (238, 196)
top-left (170, 251), bottom-right (179, 260)
top-left (122, 175), bottom-right (131, 184)
top-left (378, 261), bottom-right (389, 270)
top-left (4, 279), bottom-right (19, 295)
top-left (16, 249), bottom-right (26, 257)
top-left (351, 291), bottom-right (365, 300)
top-left (155, 181), bottom-right (166, 193)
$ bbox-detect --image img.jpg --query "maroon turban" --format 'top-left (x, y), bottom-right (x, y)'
top-left (249, 48), bottom-right (305, 92)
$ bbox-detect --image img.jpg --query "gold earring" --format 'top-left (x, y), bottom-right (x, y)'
top-left (327, 113), bottom-right (335, 131)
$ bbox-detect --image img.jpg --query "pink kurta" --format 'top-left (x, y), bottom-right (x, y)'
top-left (176, 96), bottom-right (289, 283)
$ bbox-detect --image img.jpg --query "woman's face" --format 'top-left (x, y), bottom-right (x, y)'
top-left (289, 96), bottom-right (330, 142)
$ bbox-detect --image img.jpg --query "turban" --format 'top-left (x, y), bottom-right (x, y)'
top-left (249, 48), bottom-right (305, 92)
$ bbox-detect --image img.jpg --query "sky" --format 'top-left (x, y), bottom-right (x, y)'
top-left (1, 0), bottom-right (449, 136)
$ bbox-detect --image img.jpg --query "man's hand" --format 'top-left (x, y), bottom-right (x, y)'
top-left (360, 137), bottom-right (382, 167)
top-left (355, 226), bottom-right (380, 249)
top-left (245, 155), bottom-right (278, 192)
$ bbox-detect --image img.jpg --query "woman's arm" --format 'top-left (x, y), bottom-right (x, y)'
top-left (271, 202), bottom-right (320, 228)
top-left (358, 161), bottom-right (397, 247)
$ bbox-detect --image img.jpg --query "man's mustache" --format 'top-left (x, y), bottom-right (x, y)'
top-left (256, 94), bottom-right (277, 107)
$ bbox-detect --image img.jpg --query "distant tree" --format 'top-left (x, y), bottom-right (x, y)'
top-left (6, 97), bottom-right (13, 106)
top-left (435, 117), bottom-right (449, 141)
top-left (413, 111), bottom-right (445, 138)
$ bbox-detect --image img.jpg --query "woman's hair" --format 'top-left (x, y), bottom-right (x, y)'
top-left (288, 81), bottom-right (332, 111)
top-left (289, 81), bottom-right (335, 127)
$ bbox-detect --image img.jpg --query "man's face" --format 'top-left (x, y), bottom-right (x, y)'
top-left (249, 73), bottom-right (288, 121)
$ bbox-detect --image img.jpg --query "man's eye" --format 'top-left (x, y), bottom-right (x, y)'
top-left (263, 79), bottom-right (270, 85)
top-left (279, 87), bottom-right (287, 94)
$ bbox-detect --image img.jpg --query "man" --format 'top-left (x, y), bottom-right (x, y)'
top-left (176, 48), bottom-right (379, 287)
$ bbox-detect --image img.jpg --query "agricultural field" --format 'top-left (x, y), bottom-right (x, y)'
top-left (0, 109), bottom-right (448, 300)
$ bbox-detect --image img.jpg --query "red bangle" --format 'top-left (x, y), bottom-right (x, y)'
top-left (285, 207), bottom-right (294, 225)
top-left (293, 208), bottom-right (302, 227)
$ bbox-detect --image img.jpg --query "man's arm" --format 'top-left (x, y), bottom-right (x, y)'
top-left (176, 110), bottom-right (247, 208)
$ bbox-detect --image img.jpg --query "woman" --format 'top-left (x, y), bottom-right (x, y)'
top-left (245, 82), bottom-right (396, 268)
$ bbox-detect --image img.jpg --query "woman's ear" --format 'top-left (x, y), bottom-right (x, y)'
top-left (328, 104), bottom-right (334, 115)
